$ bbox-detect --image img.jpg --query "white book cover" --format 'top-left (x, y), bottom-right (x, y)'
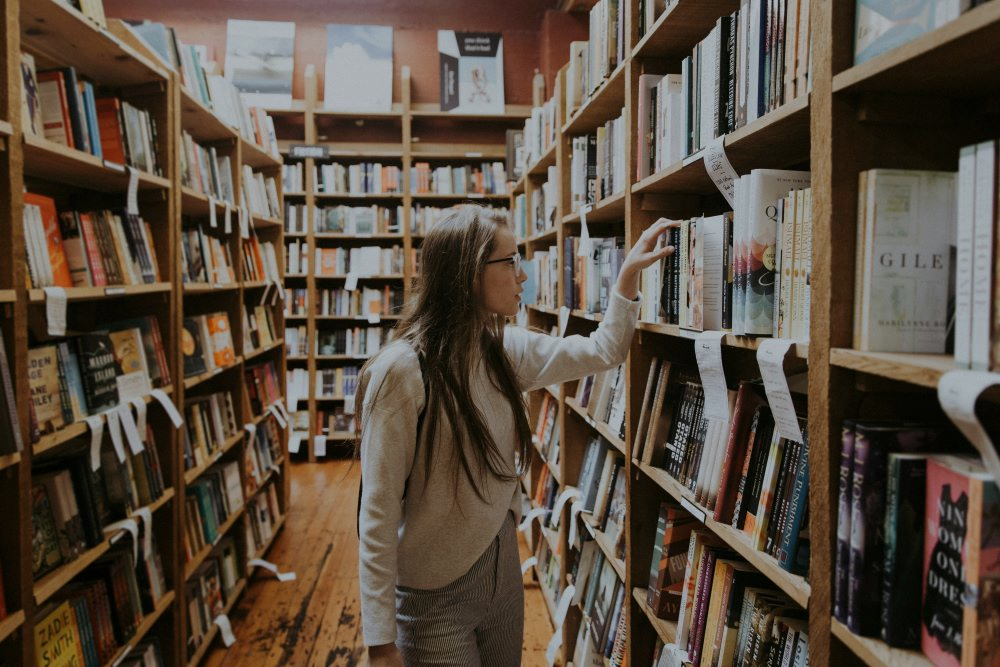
top-left (953, 144), bottom-right (976, 368)
top-left (857, 169), bottom-right (955, 353)
top-left (438, 31), bottom-right (504, 114)
top-left (224, 19), bottom-right (295, 109)
top-left (970, 140), bottom-right (996, 369)
top-left (324, 24), bottom-right (393, 112)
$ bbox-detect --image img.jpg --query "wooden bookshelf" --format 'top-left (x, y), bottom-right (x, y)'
top-left (104, 591), bottom-right (176, 667)
top-left (632, 587), bottom-right (677, 646)
top-left (562, 189), bottom-right (627, 224)
top-left (27, 282), bottom-right (173, 303)
top-left (829, 348), bottom-right (954, 389)
top-left (0, 611), bottom-right (26, 645)
top-left (565, 396), bottom-right (626, 455)
top-left (830, 620), bottom-right (934, 667)
top-left (563, 62), bottom-right (627, 135)
top-left (22, 133), bottom-right (171, 190)
top-left (184, 578), bottom-right (247, 667)
top-left (632, 0), bottom-right (740, 60)
top-left (637, 321), bottom-right (810, 358)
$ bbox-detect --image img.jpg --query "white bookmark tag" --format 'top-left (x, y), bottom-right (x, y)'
top-left (213, 615), bottom-right (237, 647)
top-left (118, 404), bottom-right (144, 455)
top-left (151, 389), bottom-right (184, 428)
top-left (704, 136), bottom-right (738, 206)
top-left (695, 331), bottom-right (730, 422)
top-left (568, 500), bottom-right (584, 548)
top-left (757, 338), bottom-right (804, 443)
top-left (577, 204), bottom-right (593, 258)
top-left (551, 487), bottom-right (581, 522)
top-left (558, 306), bottom-right (570, 337)
top-left (518, 507), bottom-right (548, 533)
top-left (345, 272), bottom-right (359, 291)
top-left (209, 196), bottom-right (218, 228)
top-left (248, 558), bottom-right (296, 582)
top-left (225, 204), bottom-right (233, 234)
top-left (106, 409), bottom-right (126, 463)
top-left (126, 167), bottom-right (140, 215)
top-left (314, 435), bottom-right (327, 457)
top-left (520, 556), bottom-right (538, 575)
top-left (129, 397), bottom-right (147, 437)
top-left (939, 370), bottom-right (1000, 485)
top-left (87, 415), bottom-right (105, 471)
top-left (44, 287), bottom-right (67, 336)
top-left (104, 518), bottom-right (139, 563)
top-left (134, 506), bottom-right (153, 560)
top-left (287, 432), bottom-right (303, 454)
top-left (344, 394), bottom-right (356, 415)
top-left (244, 423), bottom-right (257, 441)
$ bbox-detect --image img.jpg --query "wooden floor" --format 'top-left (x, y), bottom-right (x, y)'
top-left (204, 459), bottom-right (554, 667)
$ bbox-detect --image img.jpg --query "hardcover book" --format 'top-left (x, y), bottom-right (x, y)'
top-left (854, 169), bottom-right (955, 353)
top-left (20, 51), bottom-right (43, 137)
top-left (324, 24), bottom-right (393, 112)
top-left (75, 332), bottom-right (122, 414)
top-left (33, 600), bottom-right (86, 667)
top-left (438, 31), bottom-right (504, 115)
top-left (27, 345), bottom-right (66, 436)
top-left (182, 317), bottom-right (208, 378)
top-left (108, 327), bottom-right (151, 401)
top-left (24, 192), bottom-right (73, 288)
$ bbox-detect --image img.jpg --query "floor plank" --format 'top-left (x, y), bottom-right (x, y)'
top-left (204, 460), bottom-right (554, 666)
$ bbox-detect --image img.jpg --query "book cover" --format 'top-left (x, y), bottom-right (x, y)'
top-left (182, 317), bottom-right (208, 378)
top-left (34, 600), bottom-right (86, 667)
top-left (75, 332), bottom-right (121, 414)
top-left (0, 328), bottom-right (24, 454)
top-left (206, 313), bottom-right (236, 368)
top-left (20, 51), bottom-right (43, 136)
top-left (27, 345), bottom-right (66, 436)
top-left (108, 327), bottom-right (151, 401)
top-left (855, 169), bottom-right (955, 353)
top-left (224, 20), bottom-right (295, 109)
top-left (438, 31), bottom-right (504, 114)
top-left (36, 70), bottom-right (73, 146)
top-left (24, 192), bottom-right (73, 288)
top-left (922, 456), bottom-right (1000, 667)
top-left (881, 453), bottom-right (929, 648)
top-left (324, 24), bottom-right (393, 112)
top-left (30, 482), bottom-right (64, 579)
top-left (853, 0), bottom-right (938, 65)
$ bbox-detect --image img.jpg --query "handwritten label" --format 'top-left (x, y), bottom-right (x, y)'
top-left (86, 415), bottom-right (105, 471)
top-left (704, 136), bottom-right (738, 206)
top-left (938, 370), bottom-right (1000, 485)
top-left (44, 287), bottom-right (67, 336)
top-left (126, 167), bottom-right (140, 215)
top-left (695, 331), bottom-right (730, 422)
top-left (757, 338), bottom-right (804, 443)
top-left (248, 558), bottom-right (297, 581)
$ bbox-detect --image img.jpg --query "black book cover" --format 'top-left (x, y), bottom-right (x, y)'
top-left (182, 317), bottom-right (207, 378)
top-left (75, 331), bottom-right (121, 414)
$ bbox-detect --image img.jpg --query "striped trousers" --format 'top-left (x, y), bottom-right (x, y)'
top-left (395, 512), bottom-right (524, 666)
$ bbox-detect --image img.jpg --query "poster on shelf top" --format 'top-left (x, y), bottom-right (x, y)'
top-left (225, 20), bottom-right (295, 109)
top-left (438, 31), bottom-right (504, 115)
top-left (325, 24), bottom-right (393, 113)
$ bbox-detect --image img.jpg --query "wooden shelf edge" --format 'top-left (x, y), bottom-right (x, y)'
top-left (0, 451), bottom-right (22, 472)
top-left (185, 578), bottom-right (248, 667)
top-left (184, 433), bottom-right (244, 485)
top-left (104, 590), bottom-right (176, 667)
top-left (28, 283), bottom-right (173, 303)
top-left (244, 339), bottom-right (285, 362)
top-left (184, 509), bottom-right (245, 581)
top-left (831, 619), bottom-right (934, 667)
top-left (637, 322), bottom-right (809, 358)
top-left (588, 522), bottom-right (626, 582)
top-left (183, 359), bottom-right (243, 390)
top-left (565, 397), bottom-right (627, 455)
top-left (34, 541), bottom-right (111, 605)
top-left (0, 610), bottom-right (26, 644)
top-left (0, 289), bottom-right (15, 303)
top-left (632, 587), bottom-right (678, 646)
top-left (562, 63), bottom-right (628, 136)
top-left (637, 462), bottom-right (810, 608)
top-left (829, 348), bottom-right (953, 389)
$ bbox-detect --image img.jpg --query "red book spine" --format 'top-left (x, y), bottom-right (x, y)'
top-left (77, 212), bottom-right (108, 286)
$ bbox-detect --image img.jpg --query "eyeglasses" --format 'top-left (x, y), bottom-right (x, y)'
top-left (484, 252), bottom-right (522, 274)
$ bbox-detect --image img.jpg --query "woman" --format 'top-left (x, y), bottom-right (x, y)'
top-left (357, 205), bottom-right (673, 666)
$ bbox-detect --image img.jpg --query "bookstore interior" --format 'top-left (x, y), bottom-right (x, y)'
top-left (2, 0), bottom-right (1000, 666)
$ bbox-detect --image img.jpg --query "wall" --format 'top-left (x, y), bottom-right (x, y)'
top-left (102, 0), bottom-right (573, 106)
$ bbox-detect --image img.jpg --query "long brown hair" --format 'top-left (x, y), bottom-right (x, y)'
top-left (356, 205), bottom-right (532, 499)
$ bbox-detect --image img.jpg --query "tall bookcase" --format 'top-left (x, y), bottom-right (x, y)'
top-left (0, 2), bottom-right (289, 666)
top-left (512, 1), bottom-right (1000, 666)
top-left (274, 69), bottom-right (528, 462)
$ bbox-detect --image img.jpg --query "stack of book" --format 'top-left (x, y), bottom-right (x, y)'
top-left (563, 235), bottom-right (626, 314)
top-left (181, 223), bottom-right (236, 285)
top-left (315, 366), bottom-right (360, 400)
top-left (570, 110), bottom-right (625, 212)
top-left (243, 303), bottom-right (279, 352)
top-left (282, 162), bottom-right (305, 192)
top-left (180, 132), bottom-right (236, 204)
top-left (316, 327), bottom-right (387, 357)
top-left (314, 205), bottom-right (401, 234)
top-left (242, 237), bottom-right (281, 283)
top-left (184, 536), bottom-right (240, 659)
top-left (182, 391), bottom-right (239, 471)
top-left (575, 363), bottom-right (628, 439)
top-left (533, 393), bottom-right (561, 466)
top-left (314, 245), bottom-right (404, 277)
top-left (314, 286), bottom-right (403, 318)
top-left (244, 483), bottom-right (282, 554)
top-left (410, 162), bottom-right (508, 196)
top-left (564, 0), bottom-right (626, 120)
top-left (240, 166), bottom-right (282, 220)
top-left (314, 162), bottom-right (402, 195)
top-left (184, 461), bottom-right (244, 559)
top-left (24, 193), bottom-right (161, 290)
top-left (244, 416), bottom-right (282, 497)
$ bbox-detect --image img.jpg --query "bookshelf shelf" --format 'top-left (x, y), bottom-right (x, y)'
top-left (533, 562), bottom-right (559, 621)
top-left (21, 2), bottom-right (166, 85)
top-left (632, 587), bottom-right (678, 647)
top-left (571, 309), bottom-right (604, 323)
top-left (313, 233), bottom-right (404, 241)
top-left (314, 274), bottom-right (405, 281)
top-left (183, 359), bottom-right (244, 390)
top-left (28, 282), bottom-right (173, 303)
top-left (251, 214), bottom-right (283, 228)
top-left (33, 387), bottom-right (174, 457)
top-left (0, 452), bottom-right (20, 472)
top-left (830, 619), bottom-right (933, 667)
top-left (184, 509), bottom-right (245, 581)
top-left (637, 462), bottom-right (810, 608)
top-left (565, 397), bottom-right (626, 455)
top-left (286, 356), bottom-right (307, 362)
top-left (104, 591), bottom-right (176, 667)
top-left (633, 0), bottom-right (741, 59)
top-left (315, 354), bottom-right (371, 361)
top-left (410, 192), bottom-right (510, 201)
top-left (587, 520), bottom-right (626, 582)
top-left (244, 339), bottom-right (285, 362)
top-left (0, 289), bottom-right (15, 303)
top-left (314, 105), bottom-right (404, 119)
top-left (832, 1), bottom-right (1000, 95)
top-left (23, 134), bottom-right (171, 191)
top-left (829, 348), bottom-right (954, 389)
top-left (313, 315), bottom-right (403, 322)
top-left (314, 192), bottom-right (404, 201)
top-left (239, 137), bottom-right (281, 169)
top-left (282, 191), bottom-right (308, 198)
top-left (248, 514), bottom-right (287, 565)
top-left (411, 146), bottom-right (506, 160)
top-left (0, 610), bottom-right (25, 644)
top-left (0, 120), bottom-right (13, 138)
top-left (563, 63), bottom-right (628, 135)
top-left (410, 103), bottom-right (532, 121)
top-left (185, 578), bottom-right (247, 667)
top-left (637, 321), bottom-right (810, 359)
top-left (632, 94), bottom-right (810, 196)
top-left (179, 89), bottom-right (236, 142)
top-left (183, 283), bottom-right (239, 295)
top-left (528, 304), bottom-right (560, 317)
top-left (180, 187), bottom-right (230, 217)
top-left (34, 540), bottom-right (111, 606)
top-left (527, 142), bottom-right (558, 177)
top-left (184, 433), bottom-right (244, 486)
top-left (241, 281), bottom-right (268, 290)
top-left (562, 190), bottom-right (627, 225)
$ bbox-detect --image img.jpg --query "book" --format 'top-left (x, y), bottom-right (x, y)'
top-left (182, 317), bottom-right (208, 378)
top-left (853, 0), bottom-right (939, 65)
top-left (206, 313), bottom-right (235, 368)
top-left (75, 332), bottom-right (122, 414)
top-left (27, 345), bottom-right (66, 436)
top-left (34, 600), bottom-right (86, 667)
top-left (108, 327), bottom-right (152, 401)
top-left (922, 456), bottom-right (1000, 667)
top-left (31, 481), bottom-right (64, 579)
top-left (20, 51), bottom-right (43, 136)
top-left (438, 31), bottom-right (505, 114)
top-left (324, 24), bottom-right (393, 112)
top-left (24, 192), bottom-right (73, 288)
top-left (854, 169), bottom-right (955, 353)
top-left (224, 19), bottom-right (295, 109)
top-left (0, 328), bottom-right (23, 454)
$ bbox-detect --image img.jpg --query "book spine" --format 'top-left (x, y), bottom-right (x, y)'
top-left (833, 421), bottom-right (855, 622)
top-left (777, 432), bottom-right (809, 572)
